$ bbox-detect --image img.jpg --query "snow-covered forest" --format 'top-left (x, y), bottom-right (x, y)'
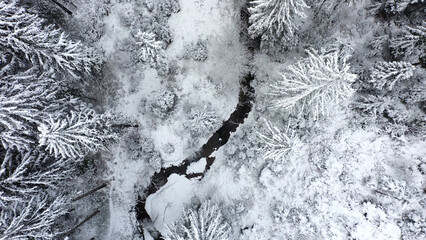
top-left (0, 0), bottom-right (425, 239)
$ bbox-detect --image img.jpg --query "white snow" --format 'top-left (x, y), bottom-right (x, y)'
top-left (186, 158), bottom-right (207, 174)
top-left (145, 174), bottom-right (196, 232)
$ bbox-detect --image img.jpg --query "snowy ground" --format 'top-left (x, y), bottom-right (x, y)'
top-left (72, 0), bottom-right (426, 239)
top-left (90, 0), bottom-right (247, 239)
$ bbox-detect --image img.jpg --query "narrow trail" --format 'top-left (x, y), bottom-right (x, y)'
top-left (134, 2), bottom-right (258, 238)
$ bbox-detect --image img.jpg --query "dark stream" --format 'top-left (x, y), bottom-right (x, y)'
top-left (135, 3), bottom-right (258, 238)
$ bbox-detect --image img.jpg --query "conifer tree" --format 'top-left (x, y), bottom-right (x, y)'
top-left (257, 119), bottom-right (301, 163)
top-left (38, 109), bottom-right (116, 159)
top-left (270, 48), bottom-right (357, 120)
top-left (0, 149), bottom-right (69, 205)
top-left (0, 70), bottom-right (58, 150)
top-left (0, 1), bottom-right (101, 77)
top-left (0, 195), bottom-right (67, 240)
top-left (248, 0), bottom-right (309, 52)
top-left (370, 61), bottom-right (416, 90)
top-left (391, 21), bottom-right (426, 56)
top-left (165, 201), bottom-right (231, 240)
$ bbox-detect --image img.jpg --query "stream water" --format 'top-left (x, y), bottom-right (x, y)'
top-left (135, 2), bottom-right (258, 238)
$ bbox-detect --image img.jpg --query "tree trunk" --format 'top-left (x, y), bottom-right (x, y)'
top-left (72, 182), bottom-right (108, 202)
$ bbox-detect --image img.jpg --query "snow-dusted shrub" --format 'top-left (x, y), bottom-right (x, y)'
top-left (272, 201), bottom-right (290, 223)
top-left (385, 123), bottom-right (410, 139)
top-left (134, 30), bottom-right (165, 66)
top-left (138, 15), bottom-right (173, 44)
top-left (158, 0), bottom-right (181, 16)
top-left (38, 109), bottom-right (115, 159)
top-left (248, 0), bottom-right (309, 52)
top-left (0, 1), bottom-right (102, 77)
top-left (147, 89), bottom-right (176, 118)
top-left (370, 61), bottom-right (415, 90)
top-left (165, 200), bottom-right (231, 240)
top-left (377, 175), bottom-right (406, 199)
top-left (186, 105), bottom-right (220, 137)
top-left (257, 119), bottom-right (301, 166)
top-left (352, 202), bottom-right (402, 240)
top-left (391, 21), bottom-right (426, 56)
top-left (399, 210), bottom-right (426, 240)
top-left (282, 207), bottom-right (316, 239)
top-left (0, 195), bottom-right (67, 240)
top-left (123, 131), bottom-right (162, 170)
top-left (270, 48), bottom-right (357, 120)
top-left (70, 0), bottom-right (109, 43)
top-left (145, 0), bottom-right (180, 16)
top-left (222, 124), bottom-right (259, 169)
top-left (182, 40), bottom-right (208, 61)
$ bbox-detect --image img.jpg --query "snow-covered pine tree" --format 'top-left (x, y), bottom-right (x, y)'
top-left (0, 149), bottom-right (69, 206)
top-left (369, 61), bottom-right (416, 90)
top-left (0, 69), bottom-right (58, 150)
top-left (386, 0), bottom-right (425, 13)
top-left (391, 21), bottom-right (426, 56)
top-left (352, 94), bottom-right (393, 120)
top-left (270, 48), bottom-right (357, 120)
top-left (38, 108), bottom-right (116, 159)
top-left (0, 1), bottom-right (101, 77)
top-left (320, 0), bottom-right (362, 10)
top-left (134, 30), bottom-right (165, 67)
top-left (0, 195), bottom-right (67, 240)
top-left (165, 200), bottom-right (231, 240)
top-left (257, 119), bottom-right (301, 164)
top-left (248, 0), bottom-right (309, 52)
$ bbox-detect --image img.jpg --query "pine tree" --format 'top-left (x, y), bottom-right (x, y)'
top-left (134, 30), bottom-right (165, 67)
top-left (38, 109), bottom-right (116, 159)
top-left (0, 69), bottom-right (58, 150)
top-left (0, 149), bottom-right (69, 205)
top-left (0, 1), bottom-right (101, 77)
top-left (391, 21), bottom-right (426, 56)
top-left (0, 195), bottom-right (67, 240)
top-left (248, 0), bottom-right (309, 52)
top-left (352, 94), bottom-right (393, 120)
top-left (386, 0), bottom-right (425, 13)
top-left (321, 0), bottom-right (362, 10)
top-left (369, 61), bottom-right (416, 90)
top-left (270, 48), bottom-right (357, 120)
top-left (257, 119), bottom-right (301, 163)
top-left (165, 201), bottom-right (231, 240)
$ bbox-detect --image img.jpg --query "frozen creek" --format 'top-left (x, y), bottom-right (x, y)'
top-left (134, 4), bottom-right (257, 238)
top-left (135, 72), bottom-right (255, 238)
